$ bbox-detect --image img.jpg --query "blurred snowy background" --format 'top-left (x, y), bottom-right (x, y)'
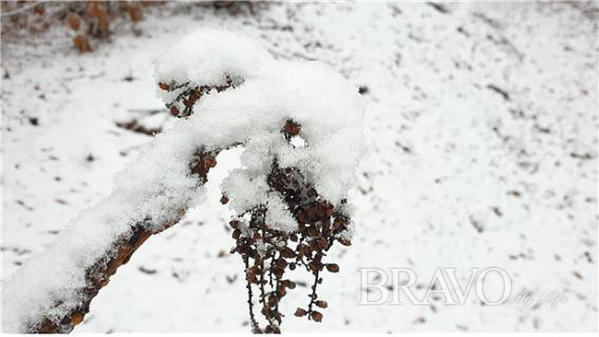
top-left (1, 1), bottom-right (597, 333)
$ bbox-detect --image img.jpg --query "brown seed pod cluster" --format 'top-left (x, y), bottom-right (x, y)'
top-left (223, 120), bottom-right (352, 333)
top-left (157, 74), bottom-right (353, 332)
top-left (157, 76), bottom-right (236, 118)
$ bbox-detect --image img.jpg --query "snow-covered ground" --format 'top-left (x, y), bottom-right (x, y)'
top-left (1, 1), bottom-right (597, 332)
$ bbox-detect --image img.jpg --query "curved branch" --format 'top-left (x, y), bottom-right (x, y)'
top-left (5, 148), bottom-right (219, 333)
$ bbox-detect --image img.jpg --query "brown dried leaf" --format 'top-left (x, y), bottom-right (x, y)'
top-left (67, 12), bottom-right (81, 31)
top-left (73, 34), bottom-right (92, 52)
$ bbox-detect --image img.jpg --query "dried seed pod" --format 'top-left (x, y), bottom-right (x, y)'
top-left (299, 244), bottom-right (312, 256)
top-left (311, 311), bottom-right (323, 322)
top-left (246, 267), bottom-right (258, 283)
top-left (272, 267), bottom-right (285, 278)
top-left (283, 120), bottom-right (301, 136)
top-left (204, 157), bottom-right (217, 168)
top-left (316, 238), bottom-right (328, 250)
top-left (326, 264), bottom-right (339, 273)
top-left (277, 285), bottom-right (287, 296)
top-left (308, 261), bottom-right (321, 272)
top-left (275, 258), bottom-right (287, 269)
top-left (282, 280), bottom-right (296, 289)
top-left (332, 218), bottom-right (343, 231)
top-left (338, 237), bottom-right (352, 246)
top-left (280, 247), bottom-right (295, 258)
top-left (267, 294), bottom-right (276, 307)
top-left (294, 308), bottom-right (307, 317)
top-left (229, 220), bottom-right (240, 229)
top-left (306, 226), bottom-right (319, 237)
top-left (315, 300), bottom-right (328, 308)
top-left (227, 161), bottom-right (354, 331)
top-left (325, 204), bottom-right (334, 217)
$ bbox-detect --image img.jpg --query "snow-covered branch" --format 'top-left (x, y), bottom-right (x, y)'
top-left (3, 29), bottom-right (366, 333)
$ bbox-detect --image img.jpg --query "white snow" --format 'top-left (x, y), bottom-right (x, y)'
top-left (154, 28), bottom-right (271, 87)
top-left (1, 1), bottom-right (596, 333)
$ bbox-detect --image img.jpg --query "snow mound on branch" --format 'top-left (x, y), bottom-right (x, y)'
top-left (155, 28), bottom-right (367, 231)
top-left (154, 28), bottom-right (271, 86)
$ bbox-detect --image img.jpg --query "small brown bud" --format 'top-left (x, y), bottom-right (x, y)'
top-left (332, 218), bottom-right (343, 231)
top-left (338, 237), bottom-right (352, 246)
top-left (306, 226), bottom-right (319, 237)
top-left (281, 247), bottom-right (295, 258)
top-left (299, 244), bottom-right (312, 256)
top-left (204, 157), bottom-right (217, 168)
top-left (246, 266), bottom-right (258, 282)
top-left (283, 120), bottom-right (301, 136)
top-left (294, 308), bottom-right (307, 317)
top-left (278, 285), bottom-right (287, 296)
top-left (268, 294), bottom-right (276, 307)
top-left (325, 204), bottom-right (334, 217)
top-left (311, 311), bottom-right (323, 322)
top-left (229, 220), bottom-right (240, 229)
top-left (315, 300), bottom-right (328, 308)
top-left (317, 238), bottom-right (328, 250)
top-left (71, 312), bottom-right (84, 325)
top-left (220, 194), bottom-right (229, 204)
top-left (158, 82), bottom-right (170, 90)
top-left (326, 263), bottom-right (339, 273)
top-left (275, 258), bottom-right (287, 269)
top-left (170, 106), bottom-right (179, 116)
top-left (308, 261), bottom-right (321, 272)
top-left (283, 280), bottom-right (296, 289)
